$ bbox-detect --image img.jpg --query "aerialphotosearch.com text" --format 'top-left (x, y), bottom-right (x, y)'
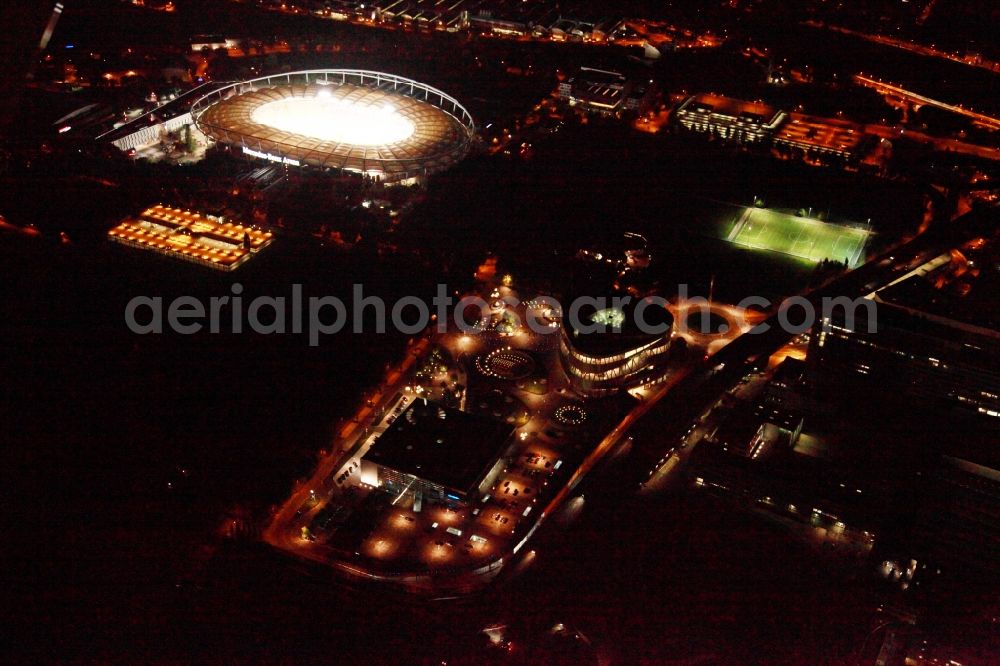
top-left (124, 282), bottom-right (877, 346)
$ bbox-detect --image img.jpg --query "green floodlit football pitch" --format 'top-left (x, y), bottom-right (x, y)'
top-left (726, 207), bottom-right (870, 268)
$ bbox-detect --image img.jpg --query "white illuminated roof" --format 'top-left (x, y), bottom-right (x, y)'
top-left (195, 77), bottom-right (474, 180)
top-left (250, 95), bottom-right (415, 146)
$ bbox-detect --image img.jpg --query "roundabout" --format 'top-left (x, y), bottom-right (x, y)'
top-left (682, 308), bottom-right (732, 335)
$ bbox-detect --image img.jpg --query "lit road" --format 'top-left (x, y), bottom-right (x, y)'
top-left (854, 74), bottom-right (1000, 131)
top-left (537, 366), bottom-right (694, 521)
top-left (861, 123), bottom-right (1000, 162)
top-left (806, 21), bottom-right (1000, 75)
top-left (95, 80), bottom-right (227, 143)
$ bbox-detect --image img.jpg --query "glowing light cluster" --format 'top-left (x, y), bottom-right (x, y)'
top-left (554, 404), bottom-right (588, 426)
top-left (107, 205), bottom-right (273, 271)
top-left (250, 94), bottom-right (415, 146)
top-left (590, 308), bottom-right (626, 328)
top-left (475, 347), bottom-right (535, 380)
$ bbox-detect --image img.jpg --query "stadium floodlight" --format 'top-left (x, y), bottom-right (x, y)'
top-left (251, 96), bottom-right (416, 146)
top-left (191, 70), bottom-right (475, 181)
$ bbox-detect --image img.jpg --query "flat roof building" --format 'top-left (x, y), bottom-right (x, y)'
top-left (108, 204), bottom-right (273, 271)
top-left (675, 94), bottom-right (876, 160)
top-left (774, 114), bottom-right (872, 161)
top-left (558, 67), bottom-right (656, 116)
top-left (361, 401), bottom-right (513, 504)
top-left (814, 240), bottom-right (1000, 420)
top-left (908, 454), bottom-right (1000, 577)
top-left (675, 93), bottom-right (786, 144)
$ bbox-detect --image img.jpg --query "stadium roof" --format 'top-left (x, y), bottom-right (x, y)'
top-left (192, 71), bottom-right (474, 181)
top-left (364, 401), bottom-right (513, 495)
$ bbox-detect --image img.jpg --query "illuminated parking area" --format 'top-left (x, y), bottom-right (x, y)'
top-left (107, 204), bottom-right (273, 271)
top-left (520, 446), bottom-right (561, 473)
top-left (264, 283), bottom-right (651, 587)
top-left (421, 537), bottom-right (458, 565)
top-left (476, 506), bottom-right (518, 537)
top-left (363, 532), bottom-right (403, 560)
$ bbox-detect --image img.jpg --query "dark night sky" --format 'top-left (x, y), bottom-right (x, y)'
top-left (0, 3), bottom-right (60, 126)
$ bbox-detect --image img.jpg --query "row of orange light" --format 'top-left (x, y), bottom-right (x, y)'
top-left (109, 225), bottom-right (172, 246)
top-left (109, 226), bottom-right (245, 263)
top-left (118, 235), bottom-right (235, 263)
top-left (147, 205), bottom-right (273, 242)
top-left (145, 211), bottom-right (255, 242)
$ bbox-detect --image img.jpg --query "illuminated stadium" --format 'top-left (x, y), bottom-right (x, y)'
top-left (191, 70), bottom-right (475, 182)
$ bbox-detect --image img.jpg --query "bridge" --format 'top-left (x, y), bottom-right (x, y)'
top-left (854, 74), bottom-right (1000, 131)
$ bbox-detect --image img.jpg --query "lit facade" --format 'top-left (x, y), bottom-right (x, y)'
top-left (675, 94), bottom-right (787, 143)
top-left (774, 115), bottom-right (871, 161)
top-left (558, 67), bottom-right (655, 116)
top-left (559, 300), bottom-right (675, 396)
top-left (813, 305), bottom-right (1000, 419)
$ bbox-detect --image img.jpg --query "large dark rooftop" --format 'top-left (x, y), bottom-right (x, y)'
top-left (876, 259), bottom-right (1000, 334)
top-left (363, 400), bottom-right (513, 495)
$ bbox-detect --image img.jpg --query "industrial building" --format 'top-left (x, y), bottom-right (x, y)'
top-left (813, 242), bottom-right (1000, 420)
top-left (558, 67), bottom-right (656, 117)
